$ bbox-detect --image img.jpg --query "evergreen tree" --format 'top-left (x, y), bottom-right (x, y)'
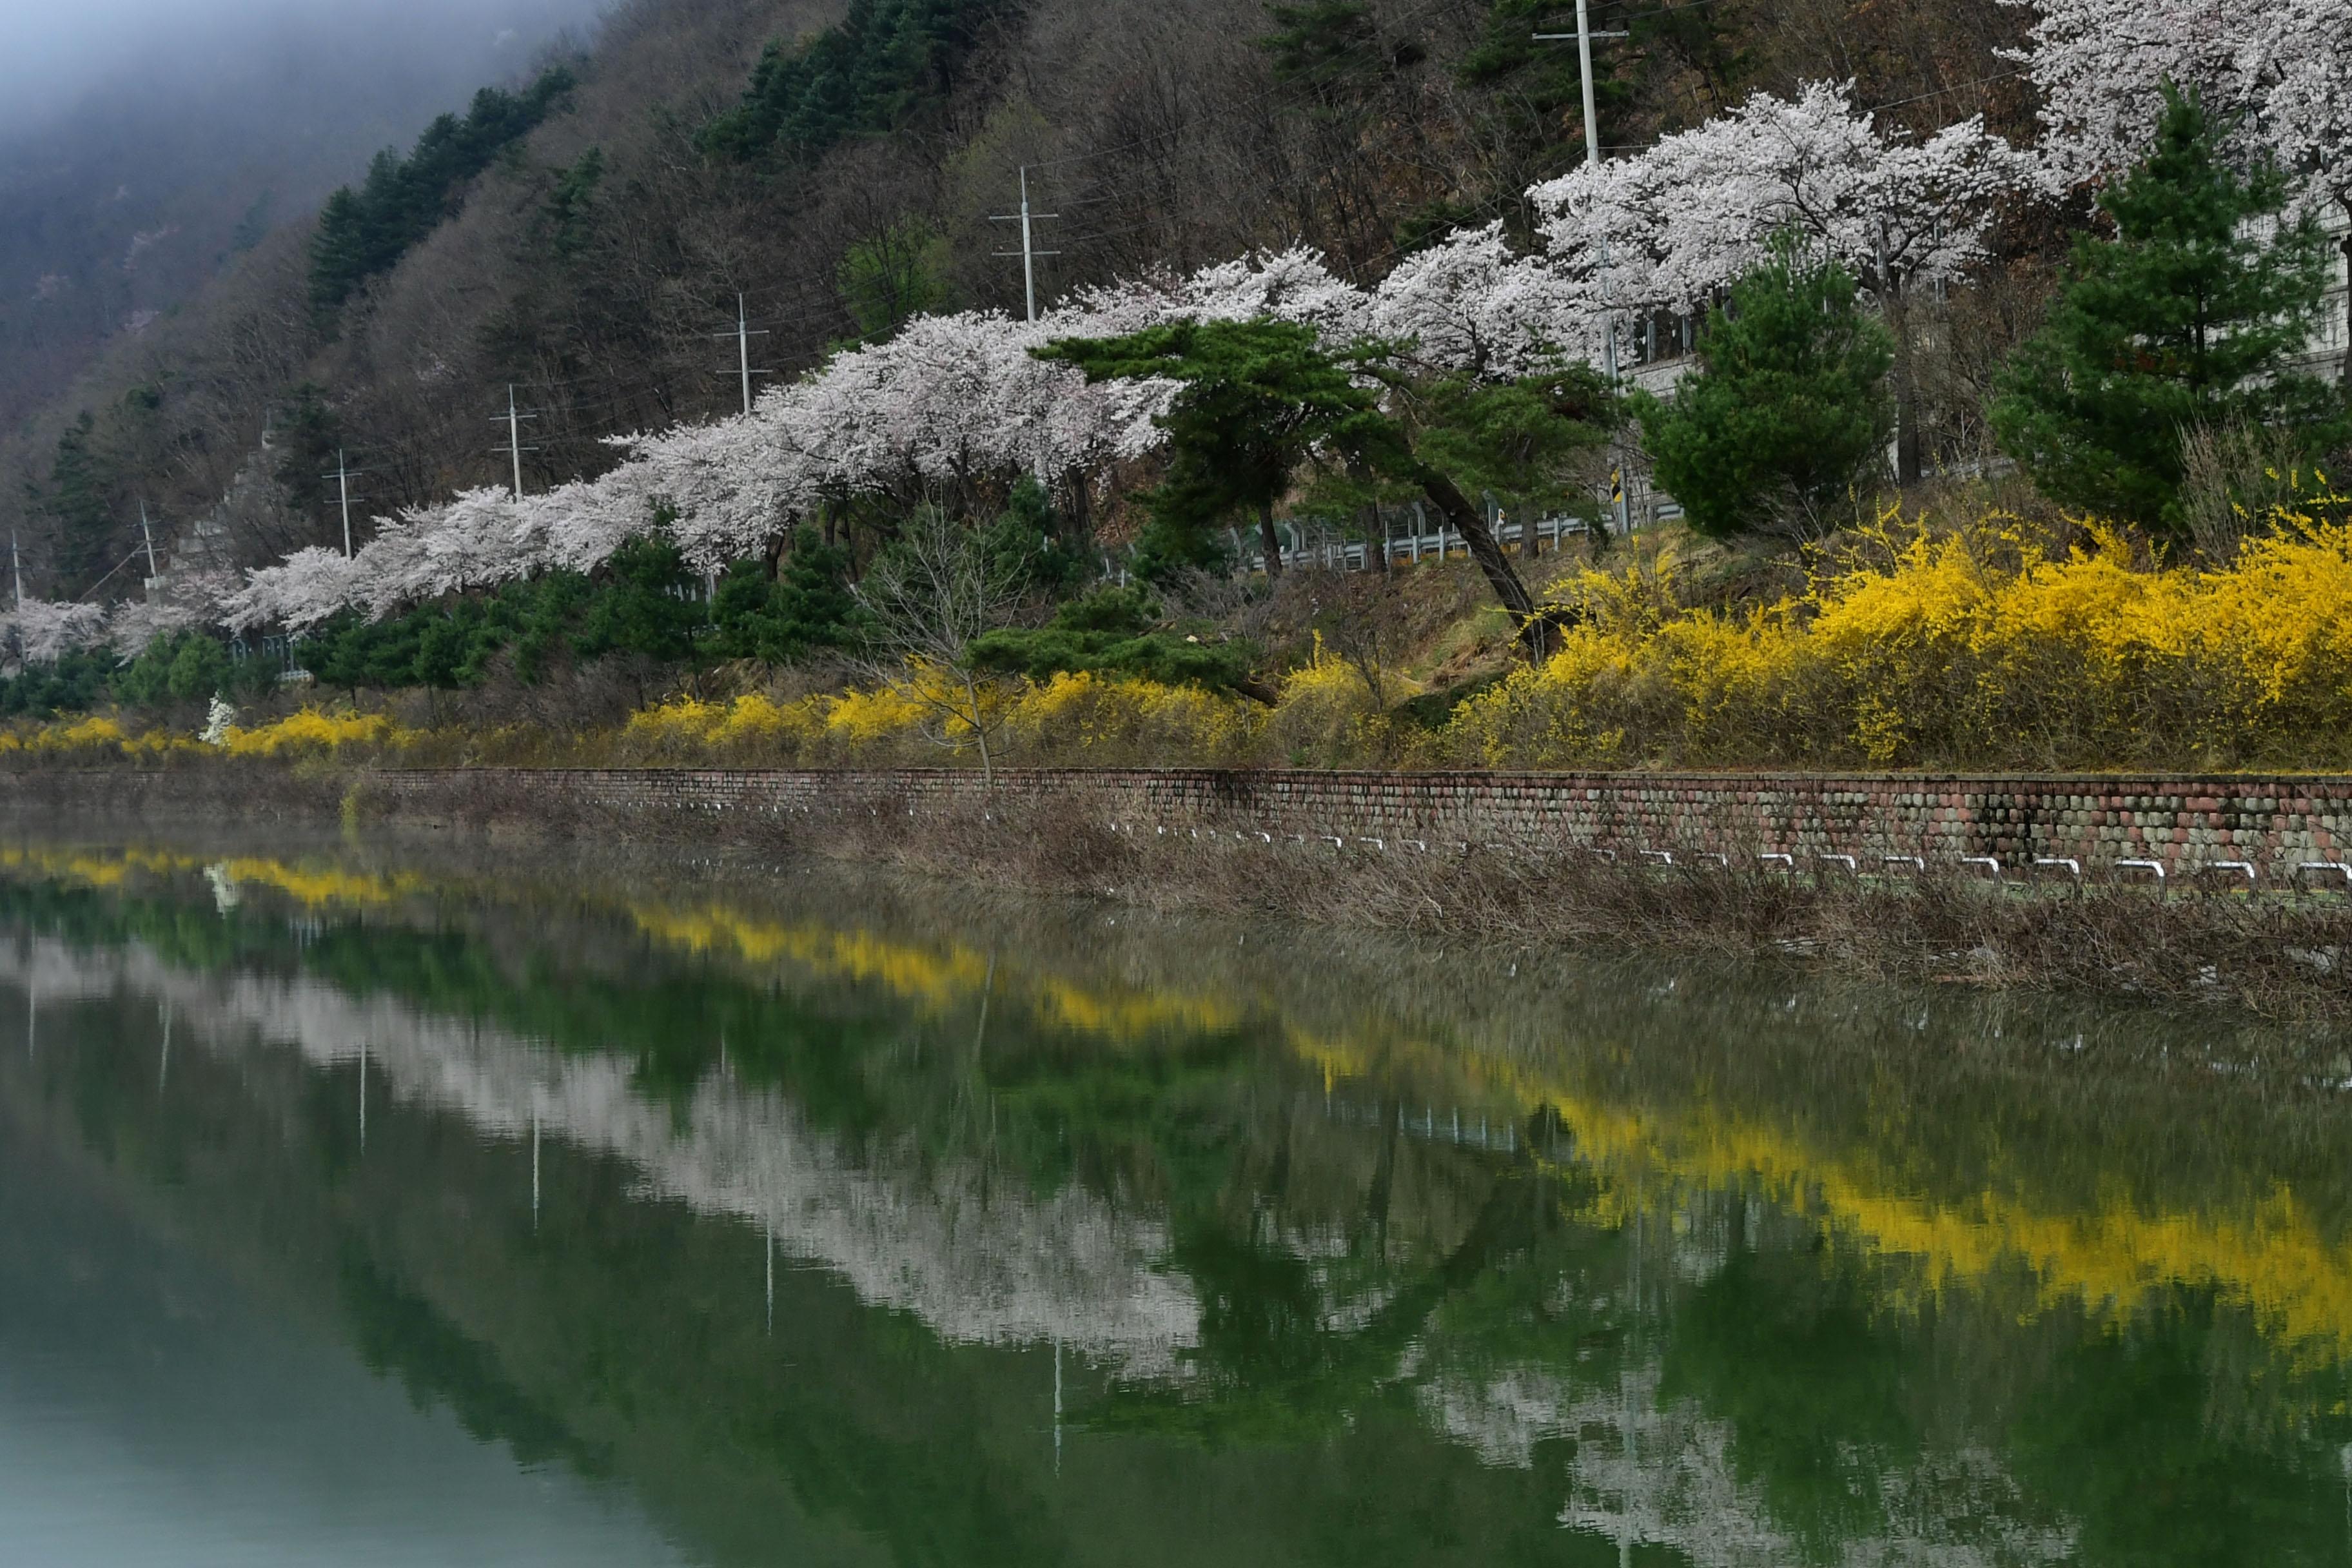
top-left (700, 0), bottom-right (1006, 164)
top-left (1041, 319), bottom-right (1393, 583)
top-left (571, 534), bottom-right (703, 667)
top-left (273, 386), bottom-right (346, 533)
top-left (1040, 318), bottom-right (1571, 655)
top-left (34, 412), bottom-right (121, 593)
top-left (1632, 239), bottom-right (1895, 540)
top-left (703, 530), bottom-right (860, 665)
top-left (970, 583), bottom-right (1258, 694)
top-left (1990, 84), bottom-right (2344, 533)
top-left (309, 68), bottom-right (576, 315)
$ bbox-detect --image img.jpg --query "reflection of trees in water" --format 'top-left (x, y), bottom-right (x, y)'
top-left (3, 863), bottom-right (2352, 1566)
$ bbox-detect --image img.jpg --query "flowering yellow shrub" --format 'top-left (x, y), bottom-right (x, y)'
top-left (223, 708), bottom-right (405, 758)
top-left (1260, 639), bottom-right (1414, 765)
top-left (623, 692), bottom-right (833, 759)
top-left (1001, 671), bottom-right (1262, 763)
top-left (35, 716), bottom-right (130, 752)
top-left (822, 683), bottom-right (932, 745)
top-left (1451, 504), bottom-right (2352, 770)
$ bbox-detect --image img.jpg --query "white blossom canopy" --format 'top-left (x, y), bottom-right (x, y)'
top-left (2014, 0), bottom-right (2352, 211)
top-left (1533, 81), bottom-right (2028, 312)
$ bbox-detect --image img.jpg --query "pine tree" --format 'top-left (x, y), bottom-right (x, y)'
top-left (35, 412), bottom-right (121, 593)
top-left (1038, 318), bottom-right (1567, 656)
top-left (1632, 239), bottom-right (1896, 539)
top-left (1990, 84), bottom-right (2344, 533)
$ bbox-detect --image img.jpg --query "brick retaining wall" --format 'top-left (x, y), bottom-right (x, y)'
top-left (355, 767), bottom-right (2352, 882)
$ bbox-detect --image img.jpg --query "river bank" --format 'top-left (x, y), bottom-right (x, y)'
top-left (7, 761), bottom-right (2352, 1023)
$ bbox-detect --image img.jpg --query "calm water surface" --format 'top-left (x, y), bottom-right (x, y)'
top-left (0, 832), bottom-right (2348, 1566)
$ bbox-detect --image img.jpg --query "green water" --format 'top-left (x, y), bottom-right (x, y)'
top-left (1, 833), bottom-right (2348, 1566)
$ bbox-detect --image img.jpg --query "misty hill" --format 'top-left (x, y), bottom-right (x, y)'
top-left (0, 0), bottom-right (607, 442)
top-left (0, 0), bottom-right (2038, 598)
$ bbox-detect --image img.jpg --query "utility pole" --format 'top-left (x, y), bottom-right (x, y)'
top-left (138, 501), bottom-right (161, 584)
top-left (319, 451), bottom-right (366, 558)
top-left (990, 168), bottom-right (1062, 323)
top-left (9, 534), bottom-right (20, 611)
top-left (1536, 3), bottom-right (1632, 538)
top-left (710, 295), bottom-right (772, 416)
top-left (491, 388), bottom-right (540, 500)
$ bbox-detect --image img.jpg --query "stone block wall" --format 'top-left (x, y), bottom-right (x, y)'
top-left (357, 767), bottom-right (2352, 883)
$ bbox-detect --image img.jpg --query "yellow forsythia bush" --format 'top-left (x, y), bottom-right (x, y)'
top-left (1451, 506), bottom-right (2352, 771)
top-left (1002, 670), bottom-right (1262, 764)
top-left (627, 672), bottom-right (1269, 768)
top-left (223, 709), bottom-right (407, 757)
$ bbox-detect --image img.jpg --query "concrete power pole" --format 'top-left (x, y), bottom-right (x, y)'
top-left (327, 451), bottom-right (367, 562)
top-left (1536, 2), bottom-right (1632, 538)
top-left (9, 534), bottom-right (20, 611)
top-left (991, 168), bottom-right (1061, 323)
top-left (712, 295), bottom-right (772, 416)
top-left (138, 501), bottom-right (161, 584)
top-left (493, 389), bottom-right (540, 500)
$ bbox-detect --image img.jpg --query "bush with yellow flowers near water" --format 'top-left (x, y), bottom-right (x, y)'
top-left (1449, 503), bottom-right (2352, 772)
top-left (5, 502), bottom-right (2351, 774)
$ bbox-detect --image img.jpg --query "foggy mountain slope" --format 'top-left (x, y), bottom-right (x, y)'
top-left (0, 0), bottom-right (612, 434)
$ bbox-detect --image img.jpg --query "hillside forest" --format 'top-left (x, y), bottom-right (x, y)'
top-left (1, 0), bottom-right (2348, 775)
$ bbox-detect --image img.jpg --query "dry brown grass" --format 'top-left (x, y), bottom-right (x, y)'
top-left (353, 772), bottom-right (2352, 1025)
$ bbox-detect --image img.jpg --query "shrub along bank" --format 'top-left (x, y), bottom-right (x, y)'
top-left (10, 504), bottom-right (2352, 776)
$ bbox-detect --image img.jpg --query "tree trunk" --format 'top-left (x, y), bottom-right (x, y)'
top-left (1420, 473), bottom-right (1553, 660)
top-left (965, 671), bottom-right (994, 789)
top-left (2338, 219), bottom-right (2352, 395)
top-left (1062, 468), bottom-right (1094, 553)
top-left (1257, 501), bottom-right (1284, 581)
top-left (1885, 285), bottom-right (1923, 487)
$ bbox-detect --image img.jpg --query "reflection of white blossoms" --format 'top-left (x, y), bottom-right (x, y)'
top-left (1422, 1361), bottom-right (2074, 1568)
top-left (0, 936), bottom-right (1199, 1376)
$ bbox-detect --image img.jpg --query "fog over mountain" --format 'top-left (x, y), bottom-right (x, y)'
top-left (0, 0), bottom-right (609, 134)
top-left (0, 0), bottom-right (611, 429)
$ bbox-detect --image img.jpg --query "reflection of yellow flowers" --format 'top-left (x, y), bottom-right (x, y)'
top-left (630, 901), bottom-right (1242, 1041)
top-left (0, 843), bottom-right (424, 909)
top-left (1319, 1030), bottom-right (2352, 1366)
top-left (632, 888), bottom-right (2352, 1361)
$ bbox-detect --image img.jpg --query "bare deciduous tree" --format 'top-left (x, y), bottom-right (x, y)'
top-left (852, 507), bottom-right (1029, 786)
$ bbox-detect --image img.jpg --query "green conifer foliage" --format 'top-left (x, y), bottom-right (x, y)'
top-left (309, 68), bottom-right (577, 315)
top-left (1990, 84), bottom-right (2344, 533)
top-left (34, 412), bottom-right (120, 592)
top-left (703, 531), bottom-right (861, 665)
top-left (1632, 239), bottom-right (1896, 538)
top-left (700, 0), bottom-right (1007, 164)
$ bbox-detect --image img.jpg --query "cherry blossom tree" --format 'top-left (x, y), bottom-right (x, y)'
top-left (0, 599), bottom-right (109, 672)
top-left (2015, 0), bottom-right (2352, 384)
top-left (105, 568), bottom-right (240, 656)
top-left (1366, 221), bottom-right (1602, 378)
top-left (1534, 81), bottom-right (2028, 478)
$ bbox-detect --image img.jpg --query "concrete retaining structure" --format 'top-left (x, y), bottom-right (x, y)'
top-left (354, 767), bottom-right (2352, 882)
